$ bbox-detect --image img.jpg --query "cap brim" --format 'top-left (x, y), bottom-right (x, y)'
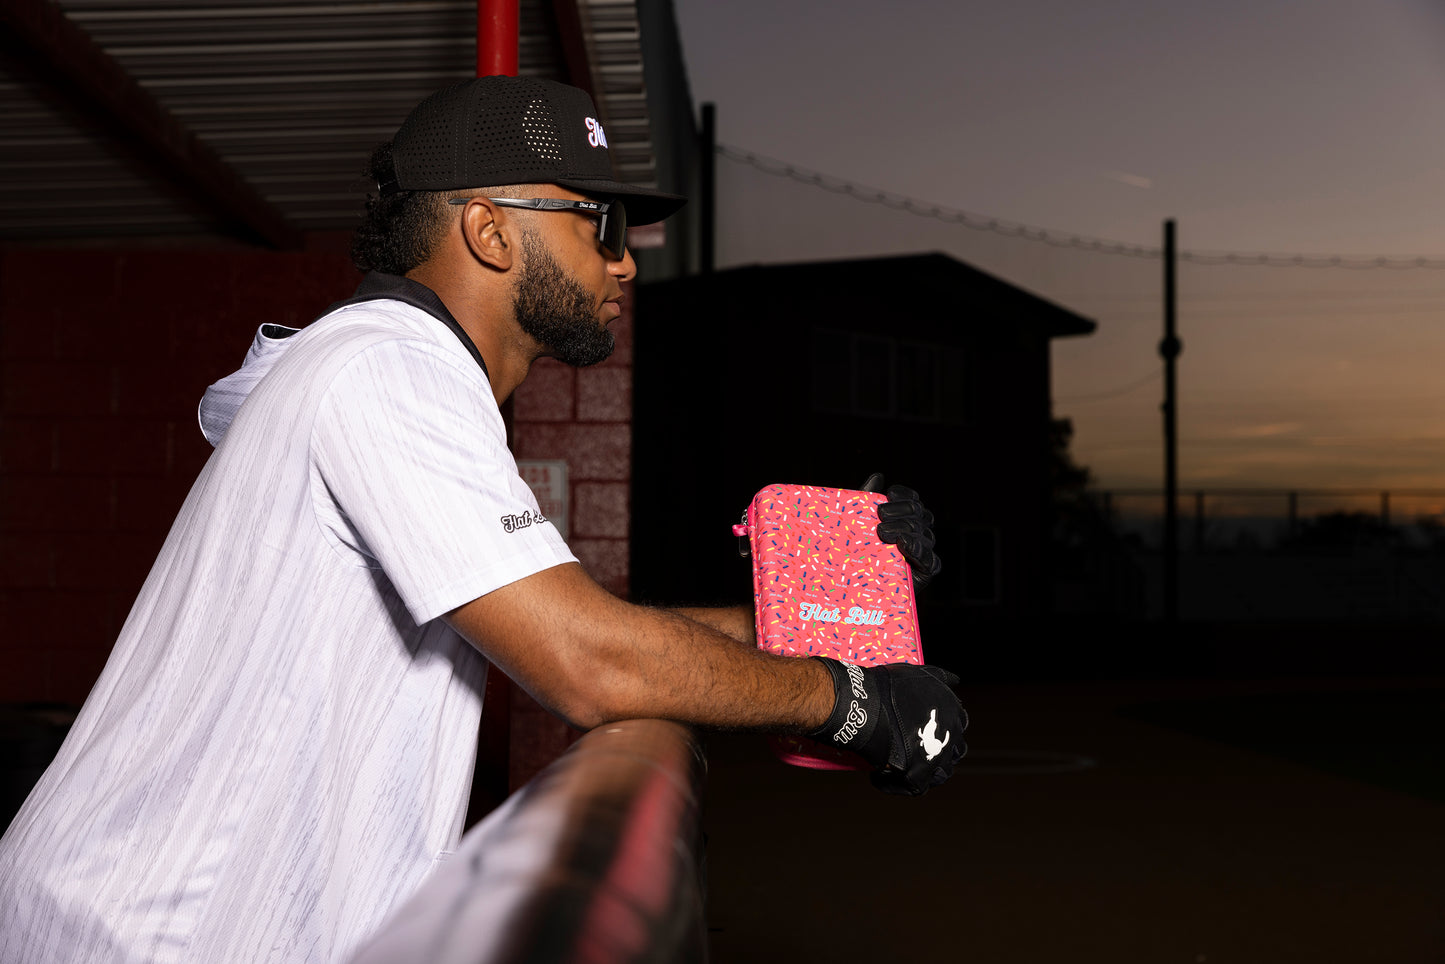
top-left (554, 177), bottom-right (686, 226)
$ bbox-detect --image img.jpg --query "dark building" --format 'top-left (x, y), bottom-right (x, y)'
top-left (632, 252), bottom-right (1095, 656)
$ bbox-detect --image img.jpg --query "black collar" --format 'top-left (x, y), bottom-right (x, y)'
top-left (325, 272), bottom-right (490, 377)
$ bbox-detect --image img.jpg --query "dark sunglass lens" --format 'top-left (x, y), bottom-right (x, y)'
top-left (604, 201), bottom-right (627, 257)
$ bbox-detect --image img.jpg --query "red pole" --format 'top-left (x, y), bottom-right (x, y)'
top-left (477, 0), bottom-right (519, 77)
top-left (473, 0), bottom-right (518, 820)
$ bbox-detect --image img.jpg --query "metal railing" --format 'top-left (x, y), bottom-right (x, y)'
top-left (348, 719), bottom-right (708, 964)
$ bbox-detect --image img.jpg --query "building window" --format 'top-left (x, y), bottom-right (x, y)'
top-left (854, 335), bottom-right (894, 415)
top-left (895, 341), bottom-right (937, 419)
top-left (938, 346), bottom-right (969, 424)
top-left (810, 328), bottom-right (967, 424)
top-left (809, 328), bottom-right (852, 412)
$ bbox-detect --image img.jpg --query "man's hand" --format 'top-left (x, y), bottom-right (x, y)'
top-left (806, 657), bottom-right (967, 795)
top-left (862, 474), bottom-right (942, 588)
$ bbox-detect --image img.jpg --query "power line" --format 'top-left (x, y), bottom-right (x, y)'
top-left (718, 144), bottom-right (1445, 270)
top-left (1056, 369), bottom-right (1162, 403)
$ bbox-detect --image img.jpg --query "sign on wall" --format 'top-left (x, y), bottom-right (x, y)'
top-left (517, 459), bottom-right (569, 541)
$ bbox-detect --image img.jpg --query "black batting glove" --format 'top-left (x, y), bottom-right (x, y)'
top-left (861, 474), bottom-right (942, 589)
top-left (807, 657), bottom-right (968, 796)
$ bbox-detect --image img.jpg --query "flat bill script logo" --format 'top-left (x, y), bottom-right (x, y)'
top-left (917, 708), bottom-right (950, 761)
top-left (798, 602), bottom-right (885, 625)
top-left (832, 662), bottom-right (870, 745)
top-left (500, 510), bottom-right (546, 534)
top-left (585, 117), bottom-right (608, 148)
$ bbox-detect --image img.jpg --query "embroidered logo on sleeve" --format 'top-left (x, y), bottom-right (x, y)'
top-left (500, 510), bottom-right (547, 533)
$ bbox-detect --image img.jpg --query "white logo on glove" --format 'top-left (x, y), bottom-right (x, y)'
top-left (833, 700), bottom-right (867, 744)
top-left (917, 708), bottom-right (950, 761)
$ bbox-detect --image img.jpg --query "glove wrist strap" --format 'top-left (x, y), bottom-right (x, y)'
top-left (806, 658), bottom-right (888, 763)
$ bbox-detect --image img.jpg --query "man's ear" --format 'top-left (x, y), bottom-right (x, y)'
top-left (458, 198), bottom-right (514, 272)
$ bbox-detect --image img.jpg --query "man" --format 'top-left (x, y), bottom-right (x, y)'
top-left (0, 76), bottom-right (965, 964)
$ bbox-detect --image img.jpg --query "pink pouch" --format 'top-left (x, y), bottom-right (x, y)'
top-left (733, 483), bottom-right (923, 769)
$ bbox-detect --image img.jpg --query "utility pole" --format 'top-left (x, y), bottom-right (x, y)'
top-left (700, 102), bottom-right (716, 274)
top-left (1161, 220), bottom-right (1181, 623)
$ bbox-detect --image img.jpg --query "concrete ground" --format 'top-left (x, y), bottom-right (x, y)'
top-left (701, 677), bottom-right (1444, 963)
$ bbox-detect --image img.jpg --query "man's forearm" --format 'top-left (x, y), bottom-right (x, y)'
top-left (616, 607), bottom-right (831, 731)
top-left (667, 605), bottom-right (755, 646)
top-left (447, 564), bottom-right (830, 733)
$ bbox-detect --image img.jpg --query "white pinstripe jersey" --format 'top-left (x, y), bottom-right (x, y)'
top-left (0, 276), bottom-right (576, 963)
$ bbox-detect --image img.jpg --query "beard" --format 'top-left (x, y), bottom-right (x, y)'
top-left (513, 228), bottom-right (615, 367)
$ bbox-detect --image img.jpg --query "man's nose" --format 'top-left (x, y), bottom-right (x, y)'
top-left (610, 247), bottom-right (637, 284)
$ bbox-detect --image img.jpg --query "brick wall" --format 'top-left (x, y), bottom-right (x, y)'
top-left (510, 282), bottom-right (634, 598)
top-left (0, 247), bottom-right (361, 705)
top-left (504, 280), bottom-right (635, 787)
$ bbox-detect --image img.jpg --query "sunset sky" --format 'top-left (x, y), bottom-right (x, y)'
top-left (671, 0), bottom-right (1445, 499)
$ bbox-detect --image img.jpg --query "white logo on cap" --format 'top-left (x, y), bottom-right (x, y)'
top-left (585, 117), bottom-right (608, 149)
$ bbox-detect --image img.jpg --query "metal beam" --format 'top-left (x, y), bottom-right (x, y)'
top-left (551, 0), bottom-right (596, 98)
top-left (0, 0), bottom-right (303, 249)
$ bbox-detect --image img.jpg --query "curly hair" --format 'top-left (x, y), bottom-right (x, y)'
top-left (350, 143), bottom-right (455, 275)
top-left (350, 144), bottom-right (537, 275)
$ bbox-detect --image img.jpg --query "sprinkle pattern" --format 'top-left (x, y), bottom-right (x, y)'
top-left (747, 483), bottom-right (923, 667)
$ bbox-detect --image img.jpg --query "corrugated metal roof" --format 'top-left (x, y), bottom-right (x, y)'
top-left (0, 0), bottom-right (662, 244)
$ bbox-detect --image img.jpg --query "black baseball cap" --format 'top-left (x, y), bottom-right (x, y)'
top-left (380, 75), bottom-right (685, 226)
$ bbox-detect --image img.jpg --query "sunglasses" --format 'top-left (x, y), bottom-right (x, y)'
top-left (448, 196), bottom-right (627, 259)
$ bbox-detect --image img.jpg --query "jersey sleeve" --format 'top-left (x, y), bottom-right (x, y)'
top-left (310, 338), bottom-right (576, 625)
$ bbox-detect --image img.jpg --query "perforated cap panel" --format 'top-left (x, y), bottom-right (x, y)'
top-left (520, 99), bottom-right (564, 164)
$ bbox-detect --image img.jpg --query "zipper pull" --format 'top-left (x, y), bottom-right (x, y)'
top-left (733, 512), bottom-right (750, 557)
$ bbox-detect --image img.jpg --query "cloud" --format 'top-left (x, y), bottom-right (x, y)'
top-left (1227, 422), bottom-right (1303, 439)
top-left (1104, 170), bottom-right (1153, 190)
